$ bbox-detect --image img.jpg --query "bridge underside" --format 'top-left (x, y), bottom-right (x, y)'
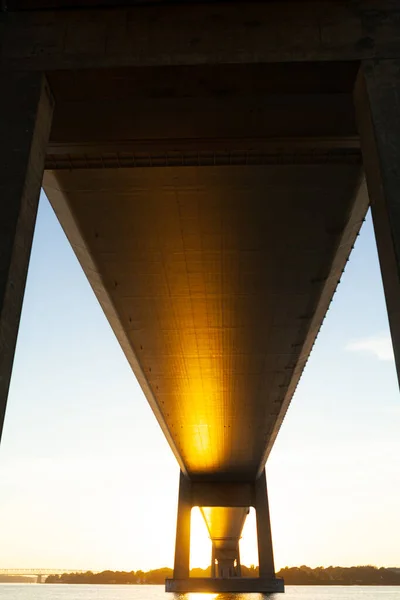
top-left (1, 2), bottom-right (400, 593)
top-left (43, 62), bottom-right (366, 483)
top-left (41, 64), bottom-right (366, 589)
top-left (44, 162), bottom-right (365, 479)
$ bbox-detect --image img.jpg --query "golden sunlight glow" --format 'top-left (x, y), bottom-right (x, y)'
top-left (192, 420), bottom-right (212, 461)
top-left (186, 595), bottom-right (218, 600)
top-left (175, 360), bottom-right (227, 474)
top-left (190, 507), bottom-right (212, 569)
top-left (189, 506), bottom-right (259, 569)
top-left (239, 507), bottom-right (259, 567)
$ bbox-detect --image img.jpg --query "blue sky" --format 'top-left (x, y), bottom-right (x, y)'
top-left (0, 191), bottom-right (399, 571)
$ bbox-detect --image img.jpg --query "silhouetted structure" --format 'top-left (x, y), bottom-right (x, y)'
top-left (1, 0), bottom-right (400, 593)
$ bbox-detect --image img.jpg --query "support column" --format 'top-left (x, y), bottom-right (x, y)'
top-left (0, 72), bottom-right (53, 444)
top-left (236, 542), bottom-right (242, 577)
top-left (211, 544), bottom-right (216, 578)
top-left (255, 469), bottom-right (275, 579)
top-left (173, 471), bottom-right (192, 579)
top-left (354, 60), bottom-right (400, 386)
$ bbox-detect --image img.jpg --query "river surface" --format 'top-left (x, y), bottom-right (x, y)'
top-left (1, 585), bottom-right (400, 600)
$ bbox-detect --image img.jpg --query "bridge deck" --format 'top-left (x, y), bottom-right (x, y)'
top-left (42, 61), bottom-right (368, 545)
top-left (44, 164), bottom-right (365, 480)
top-left (43, 63), bottom-right (367, 482)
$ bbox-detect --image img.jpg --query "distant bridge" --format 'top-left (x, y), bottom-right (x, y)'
top-left (0, 569), bottom-right (90, 583)
top-left (0, 569), bottom-right (88, 575)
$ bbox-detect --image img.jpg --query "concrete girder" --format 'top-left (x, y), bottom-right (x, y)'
top-left (1, 2), bottom-right (400, 71)
top-left (44, 64), bottom-right (360, 171)
top-left (43, 165), bottom-right (367, 479)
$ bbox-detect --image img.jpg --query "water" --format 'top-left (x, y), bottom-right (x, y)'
top-left (1, 585), bottom-right (400, 600)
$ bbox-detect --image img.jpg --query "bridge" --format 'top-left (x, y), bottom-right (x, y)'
top-left (1, 0), bottom-right (400, 594)
top-left (0, 569), bottom-right (87, 584)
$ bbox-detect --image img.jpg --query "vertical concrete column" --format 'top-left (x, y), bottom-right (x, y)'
top-left (354, 60), bottom-right (400, 386)
top-left (211, 544), bottom-right (216, 578)
top-left (0, 72), bottom-right (53, 445)
top-left (236, 542), bottom-right (242, 577)
top-left (173, 471), bottom-right (192, 579)
top-left (255, 469), bottom-right (275, 578)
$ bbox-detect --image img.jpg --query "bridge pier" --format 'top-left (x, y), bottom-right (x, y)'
top-left (212, 545), bottom-right (241, 578)
top-left (355, 60), bottom-right (400, 388)
top-left (173, 471), bottom-right (192, 580)
top-left (236, 542), bottom-right (242, 577)
top-left (255, 469), bottom-right (275, 578)
top-left (211, 544), bottom-right (216, 578)
top-left (166, 468), bottom-right (284, 593)
top-left (0, 73), bottom-right (53, 446)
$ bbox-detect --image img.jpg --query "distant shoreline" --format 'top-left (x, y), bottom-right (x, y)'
top-left (2, 581), bottom-right (400, 587)
top-left (42, 582), bottom-right (400, 586)
top-left (44, 566), bottom-right (400, 586)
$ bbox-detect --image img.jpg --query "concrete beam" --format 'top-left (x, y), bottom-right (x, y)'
top-left (192, 482), bottom-right (254, 508)
top-left (45, 163), bottom-right (366, 478)
top-left (355, 59), bottom-right (400, 388)
top-left (47, 93), bottom-right (358, 151)
top-left (0, 72), bottom-right (53, 444)
top-left (258, 170), bottom-right (369, 472)
top-left (1, 1), bottom-right (400, 71)
top-left (45, 81), bottom-right (359, 167)
top-left (42, 169), bottom-right (188, 476)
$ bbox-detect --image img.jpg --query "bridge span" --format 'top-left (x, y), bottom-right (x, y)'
top-left (0, 569), bottom-right (88, 584)
top-left (0, 569), bottom-right (86, 574)
top-left (1, 0), bottom-right (400, 594)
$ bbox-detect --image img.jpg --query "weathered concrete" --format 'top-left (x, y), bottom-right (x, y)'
top-left (165, 576), bottom-right (284, 593)
top-left (355, 60), bottom-right (400, 387)
top-left (0, 72), bottom-right (53, 444)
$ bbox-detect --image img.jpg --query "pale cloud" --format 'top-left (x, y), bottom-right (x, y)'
top-left (346, 334), bottom-right (394, 361)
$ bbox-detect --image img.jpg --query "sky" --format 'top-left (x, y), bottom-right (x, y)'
top-left (0, 192), bottom-right (399, 572)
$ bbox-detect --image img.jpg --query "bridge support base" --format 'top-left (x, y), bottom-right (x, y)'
top-left (168, 469), bottom-right (284, 592)
top-left (165, 577), bottom-right (284, 593)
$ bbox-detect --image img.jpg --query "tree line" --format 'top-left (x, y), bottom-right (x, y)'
top-left (45, 565), bottom-right (400, 585)
top-left (277, 565), bottom-right (400, 585)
